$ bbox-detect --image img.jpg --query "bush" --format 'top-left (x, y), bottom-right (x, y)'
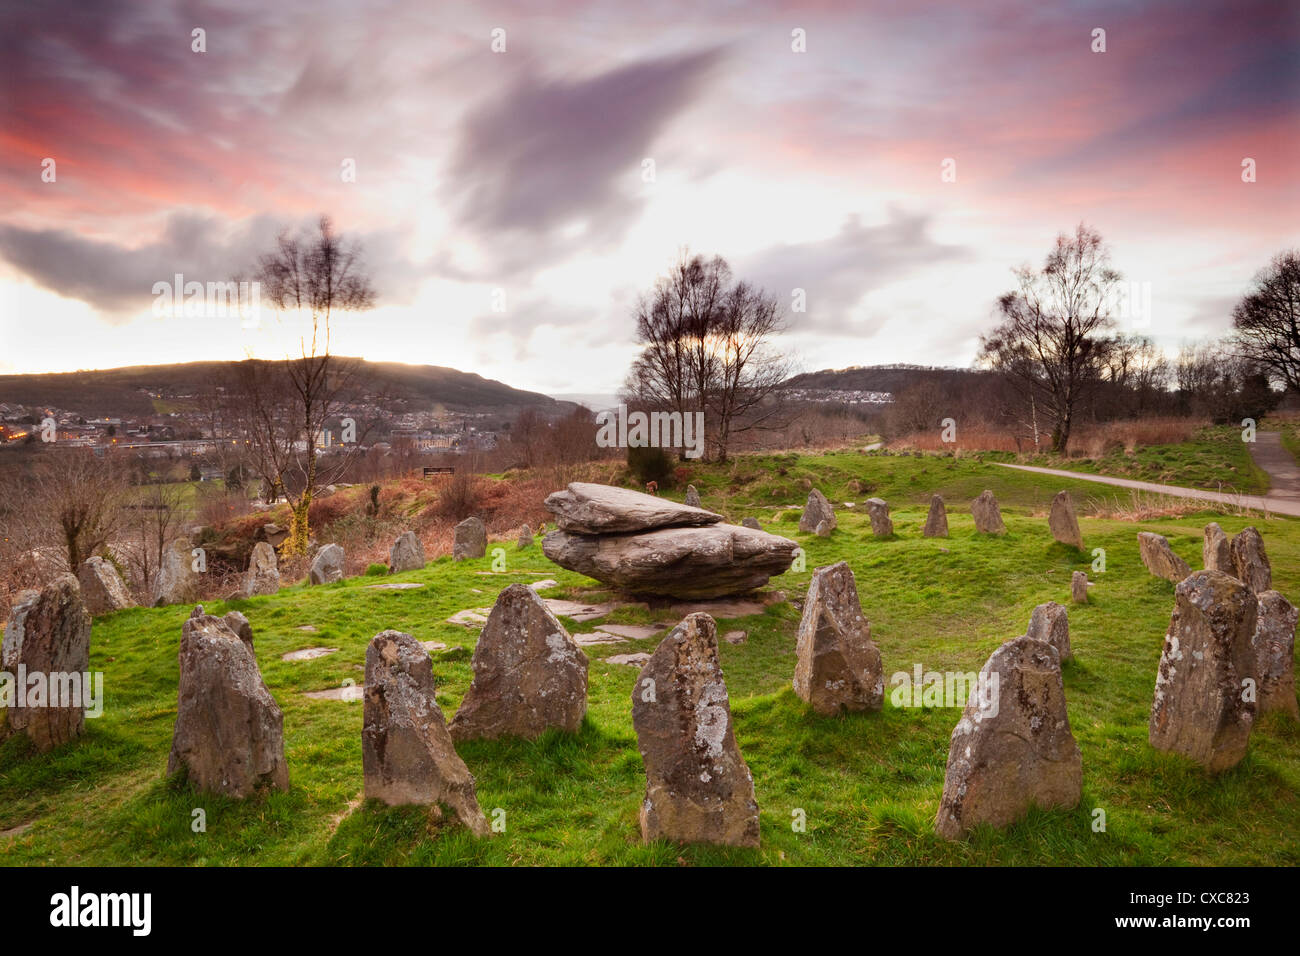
top-left (628, 445), bottom-right (673, 487)
top-left (435, 471), bottom-right (481, 522)
top-left (365, 562), bottom-right (388, 576)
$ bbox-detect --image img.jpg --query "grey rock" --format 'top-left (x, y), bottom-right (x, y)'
top-left (971, 490), bottom-right (1006, 535)
top-left (153, 537), bottom-right (200, 606)
top-left (389, 530), bottom-right (426, 573)
top-left (1230, 527), bottom-right (1271, 594)
top-left (77, 556), bottom-right (134, 614)
top-left (453, 517), bottom-right (487, 561)
top-left (798, 489), bottom-right (836, 534)
top-left (923, 495), bottom-right (948, 538)
top-left (742, 517), bottom-right (762, 530)
top-left (544, 482), bottom-right (721, 535)
top-left (683, 484), bottom-right (702, 508)
top-left (309, 543), bottom-right (345, 584)
top-left (1027, 601), bottom-right (1072, 662)
top-left (243, 541), bottom-right (280, 597)
top-left (792, 562), bottom-right (883, 715)
top-left (1203, 522), bottom-right (1233, 572)
top-left (516, 524), bottom-right (533, 548)
top-left (1071, 571), bottom-right (1089, 604)
top-left (1138, 532), bottom-right (1192, 583)
top-left (1252, 590), bottom-right (1298, 718)
top-left (1049, 490), bottom-right (1083, 549)
top-left (865, 498), bottom-right (893, 537)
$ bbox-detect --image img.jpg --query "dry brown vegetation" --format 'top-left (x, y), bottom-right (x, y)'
top-left (887, 416), bottom-right (1205, 457)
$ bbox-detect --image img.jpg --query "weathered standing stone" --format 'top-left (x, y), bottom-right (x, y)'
top-left (971, 490), bottom-right (1006, 535)
top-left (1048, 490), bottom-right (1083, 549)
top-left (77, 556), bottom-right (134, 615)
top-left (1027, 601), bottom-right (1072, 662)
top-left (632, 614), bottom-right (759, 847)
top-left (923, 495), bottom-right (948, 538)
top-left (153, 537), bottom-right (200, 606)
top-left (516, 524), bottom-right (533, 548)
top-left (1071, 571), bottom-right (1089, 604)
top-left (453, 517), bottom-right (487, 561)
top-left (1230, 527), bottom-right (1271, 594)
top-left (1252, 590), bottom-right (1298, 718)
top-left (814, 519), bottom-right (832, 538)
top-left (1137, 532), bottom-right (1192, 583)
top-left (222, 610), bottom-right (255, 649)
top-left (1, 575), bottom-right (91, 752)
top-left (361, 630), bottom-right (489, 835)
top-left (742, 517), bottom-right (762, 530)
top-left (798, 489), bottom-right (836, 534)
top-left (449, 584), bottom-right (588, 740)
top-left (792, 562), bottom-right (883, 715)
top-left (935, 635), bottom-right (1081, 840)
top-left (1149, 570), bottom-right (1257, 771)
top-left (309, 543), bottom-right (345, 584)
top-left (243, 541), bottom-right (280, 597)
top-left (167, 610), bottom-right (288, 796)
top-left (1203, 522), bottom-right (1233, 572)
top-left (683, 484), bottom-right (702, 508)
top-left (389, 530), bottom-right (426, 573)
top-left (865, 498), bottom-right (893, 537)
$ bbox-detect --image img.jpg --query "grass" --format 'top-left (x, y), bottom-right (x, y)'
top-left (983, 424), bottom-right (1272, 495)
top-left (1, 449), bottom-right (1297, 865)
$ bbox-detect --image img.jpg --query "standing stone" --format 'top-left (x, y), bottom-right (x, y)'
top-left (309, 543), bottom-right (345, 584)
top-left (389, 530), bottom-right (426, 573)
top-left (167, 610), bottom-right (288, 796)
top-left (865, 498), bottom-right (893, 537)
top-left (923, 495), bottom-right (948, 538)
top-left (798, 489), bottom-right (836, 534)
top-left (971, 490), bottom-right (1006, 535)
top-left (1149, 570), bottom-right (1257, 772)
top-left (243, 542), bottom-right (280, 597)
top-left (1048, 490), bottom-right (1083, 549)
top-left (153, 537), bottom-right (200, 606)
top-left (1071, 570), bottom-right (1089, 604)
top-left (449, 584), bottom-right (588, 740)
top-left (631, 614), bottom-right (759, 847)
top-left (1252, 590), bottom-right (1298, 719)
top-left (77, 556), bottom-right (134, 615)
top-left (453, 516), bottom-right (487, 561)
top-left (1, 575), bottom-right (91, 752)
top-left (814, 519), bottom-right (833, 538)
top-left (1203, 522), bottom-right (1233, 572)
top-left (516, 524), bottom-right (533, 548)
top-left (1137, 532), bottom-right (1191, 583)
top-left (793, 562), bottom-right (884, 715)
top-left (742, 517), bottom-right (762, 530)
top-left (935, 635), bottom-right (1081, 840)
top-left (1230, 527), bottom-right (1271, 594)
top-left (683, 484), bottom-right (702, 509)
top-left (222, 610), bottom-right (255, 650)
top-left (1027, 601), bottom-right (1072, 662)
top-left (362, 630), bottom-right (489, 835)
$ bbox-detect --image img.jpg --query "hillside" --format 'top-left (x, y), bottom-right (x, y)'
top-left (786, 364), bottom-right (991, 394)
top-left (0, 359), bottom-right (571, 417)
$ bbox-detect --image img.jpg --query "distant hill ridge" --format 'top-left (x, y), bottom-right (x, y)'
top-left (786, 364), bottom-right (989, 393)
top-left (0, 358), bottom-right (568, 417)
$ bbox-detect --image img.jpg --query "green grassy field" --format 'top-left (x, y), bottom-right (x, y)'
top-left (986, 425), bottom-right (1272, 494)
top-left (2, 450), bottom-right (1298, 865)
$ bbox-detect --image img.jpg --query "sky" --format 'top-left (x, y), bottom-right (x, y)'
top-left (1, 0), bottom-right (1297, 396)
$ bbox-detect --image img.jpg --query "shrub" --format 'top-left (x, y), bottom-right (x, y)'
top-left (365, 562), bottom-right (388, 576)
top-left (435, 471), bottom-right (481, 522)
top-left (628, 445), bottom-right (673, 487)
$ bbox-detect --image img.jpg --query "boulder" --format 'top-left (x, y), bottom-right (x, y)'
top-left (683, 484), bottom-right (702, 508)
top-left (935, 635), bottom-right (1081, 840)
top-left (261, 523), bottom-right (289, 547)
top-left (1071, 570), bottom-right (1089, 604)
top-left (242, 541), bottom-right (280, 597)
top-left (1048, 490), bottom-right (1082, 549)
top-left (77, 556), bottom-right (134, 615)
top-left (792, 561), bottom-right (883, 715)
top-left (971, 490), bottom-right (1006, 535)
top-left (923, 495), bottom-right (948, 538)
top-left (865, 498), bottom-right (893, 537)
top-left (167, 610), bottom-right (288, 796)
top-left (389, 530), bottom-right (425, 573)
top-left (742, 517), bottom-right (762, 531)
top-left (798, 489), bottom-right (836, 534)
top-left (814, 519), bottom-right (833, 538)
top-left (449, 584), bottom-right (588, 740)
top-left (1149, 570), bottom-right (1257, 772)
top-left (1203, 522), bottom-right (1233, 572)
top-left (516, 524), bottom-right (533, 548)
top-left (631, 614), bottom-right (759, 847)
top-left (222, 610), bottom-right (255, 649)
top-left (1026, 601), bottom-right (1072, 662)
top-left (361, 630), bottom-right (490, 835)
top-left (1252, 590), bottom-right (1298, 719)
top-left (545, 482), bottom-right (721, 535)
top-left (543, 524), bottom-right (798, 600)
top-left (1137, 532), bottom-right (1191, 583)
top-left (309, 543), bottom-right (345, 584)
top-left (1, 575), bottom-right (91, 752)
top-left (453, 517), bottom-right (487, 561)
top-left (153, 537), bottom-right (200, 606)
top-left (1230, 527), bottom-right (1271, 594)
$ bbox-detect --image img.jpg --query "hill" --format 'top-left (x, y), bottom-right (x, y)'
top-left (786, 364), bottom-right (991, 394)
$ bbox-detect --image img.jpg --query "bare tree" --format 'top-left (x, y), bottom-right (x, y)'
top-left (709, 281), bottom-right (792, 461)
top-left (978, 223), bottom-right (1120, 453)
top-left (19, 450), bottom-right (131, 573)
top-left (240, 216), bottom-right (376, 554)
top-left (1231, 249), bottom-right (1300, 393)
